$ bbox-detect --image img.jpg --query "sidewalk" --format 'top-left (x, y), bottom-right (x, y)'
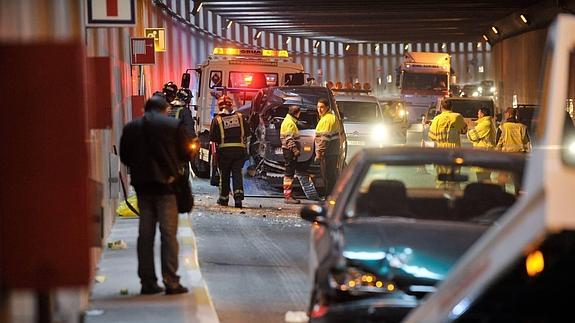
top-left (85, 214), bottom-right (219, 323)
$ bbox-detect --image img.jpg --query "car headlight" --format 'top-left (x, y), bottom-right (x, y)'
top-left (371, 124), bottom-right (388, 143)
top-left (329, 267), bottom-right (396, 295)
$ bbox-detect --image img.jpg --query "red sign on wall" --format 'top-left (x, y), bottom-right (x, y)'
top-left (130, 37), bottom-right (155, 65)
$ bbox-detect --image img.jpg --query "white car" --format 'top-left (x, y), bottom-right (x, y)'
top-left (334, 90), bottom-right (406, 162)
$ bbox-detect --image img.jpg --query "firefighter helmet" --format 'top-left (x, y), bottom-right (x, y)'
top-left (162, 82), bottom-right (178, 102)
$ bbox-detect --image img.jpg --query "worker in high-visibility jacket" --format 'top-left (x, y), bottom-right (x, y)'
top-left (467, 106), bottom-right (496, 149)
top-left (467, 106), bottom-right (496, 182)
top-left (428, 99), bottom-right (467, 179)
top-left (280, 105), bottom-right (302, 204)
top-left (315, 97), bottom-right (341, 197)
top-left (209, 95), bottom-right (249, 208)
top-left (496, 107), bottom-right (530, 153)
top-left (428, 99), bottom-right (468, 148)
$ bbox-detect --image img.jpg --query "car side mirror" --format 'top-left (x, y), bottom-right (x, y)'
top-left (181, 72), bottom-right (191, 89)
top-left (300, 204), bottom-right (327, 224)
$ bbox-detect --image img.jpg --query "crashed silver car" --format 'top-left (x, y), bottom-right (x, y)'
top-left (247, 86), bottom-right (346, 197)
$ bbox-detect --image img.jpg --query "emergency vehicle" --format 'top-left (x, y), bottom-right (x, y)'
top-left (397, 52), bottom-right (451, 124)
top-left (404, 14), bottom-right (575, 322)
top-left (186, 47), bottom-right (305, 177)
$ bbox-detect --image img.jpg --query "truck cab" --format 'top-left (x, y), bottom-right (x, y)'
top-left (398, 52), bottom-right (451, 124)
top-left (404, 14), bottom-right (575, 323)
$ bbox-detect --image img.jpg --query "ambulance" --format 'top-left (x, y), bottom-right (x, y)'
top-left (183, 47), bottom-right (305, 177)
top-left (404, 14), bottom-right (575, 322)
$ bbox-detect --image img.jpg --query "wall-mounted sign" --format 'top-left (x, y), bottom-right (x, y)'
top-left (130, 37), bottom-right (155, 65)
top-left (86, 0), bottom-right (136, 27)
top-left (145, 28), bottom-right (167, 52)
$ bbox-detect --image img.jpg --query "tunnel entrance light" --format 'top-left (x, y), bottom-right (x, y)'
top-left (491, 26), bottom-right (499, 35)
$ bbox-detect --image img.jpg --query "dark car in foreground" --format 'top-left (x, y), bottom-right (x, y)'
top-left (300, 147), bottom-right (526, 322)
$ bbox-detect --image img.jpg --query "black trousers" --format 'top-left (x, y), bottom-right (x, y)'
top-left (218, 148), bottom-right (246, 200)
top-left (320, 154), bottom-right (339, 197)
top-left (283, 148), bottom-right (297, 178)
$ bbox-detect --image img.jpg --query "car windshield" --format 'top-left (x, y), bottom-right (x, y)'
top-left (269, 104), bottom-right (318, 130)
top-left (345, 162), bottom-right (520, 225)
top-left (403, 72), bottom-right (447, 90)
top-left (338, 101), bottom-right (379, 122)
top-left (450, 100), bottom-right (494, 118)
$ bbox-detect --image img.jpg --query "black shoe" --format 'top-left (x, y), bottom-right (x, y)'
top-left (165, 284), bottom-right (189, 295)
top-left (217, 198), bottom-right (229, 206)
top-left (234, 200), bottom-right (242, 208)
top-left (141, 284), bottom-right (165, 295)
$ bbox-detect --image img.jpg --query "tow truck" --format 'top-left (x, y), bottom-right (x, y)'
top-left (396, 52), bottom-right (451, 124)
top-left (404, 14), bottom-right (575, 323)
top-left (184, 47), bottom-right (305, 178)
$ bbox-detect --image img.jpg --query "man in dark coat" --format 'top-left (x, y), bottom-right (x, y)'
top-left (120, 96), bottom-right (192, 295)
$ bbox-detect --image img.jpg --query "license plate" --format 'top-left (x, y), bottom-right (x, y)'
top-left (275, 147), bottom-right (283, 155)
top-left (348, 140), bottom-right (366, 146)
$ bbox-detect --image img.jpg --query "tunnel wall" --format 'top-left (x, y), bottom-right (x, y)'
top-left (492, 28), bottom-right (548, 110)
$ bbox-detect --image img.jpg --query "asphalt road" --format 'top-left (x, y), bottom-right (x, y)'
top-left (190, 127), bottom-right (424, 323)
top-left (191, 179), bottom-right (312, 323)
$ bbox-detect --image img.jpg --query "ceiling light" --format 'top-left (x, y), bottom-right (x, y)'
top-left (404, 44), bottom-right (410, 50)
top-left (482, 34), bottom-right (489, 42)
top-left (285, 37), bottom-right (291, 44)
top-left (375, 44), bottom-right (379, 50)
top-left (254, 31), bottom-right (262, 39)
top-left (314, 41), bottom-right (320, 48)
top-left (226, 20), bottom-right (233, 29)
top-left (441, 43), bottom-right (446, 49)
top-left (491, 26), bottom-right (499, 35)
top-left (345, 44), bottom-right (350, 51)
top-left (477, 42), bottom-right (482, 49)
top-left (190, 0), bottom-right (202, 15)
top-left (520, 14), bottom-right (529, 24)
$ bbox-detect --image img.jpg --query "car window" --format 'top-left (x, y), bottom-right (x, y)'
top-left (345, 162), bottom-right (520, 224)
top-left (338, 101), bottom-right (379, 122)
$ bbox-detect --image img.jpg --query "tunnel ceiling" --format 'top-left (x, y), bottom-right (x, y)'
top-left (202, 0), bottom-right (542, 43)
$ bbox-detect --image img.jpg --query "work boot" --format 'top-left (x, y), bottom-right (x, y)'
top-left (284, 197), bottom-right (301, 204)
top-left (141, 283), bottom-right (165, 295)
top-left (165, 284), bottom-right (189, 295)
top-left (234, 200), bottom-right (242, 208)
top-left (217, 197), bottom-right (229, 206)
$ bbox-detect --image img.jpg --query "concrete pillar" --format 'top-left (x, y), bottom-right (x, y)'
top-left (492, 29), bottom-right (547, 110)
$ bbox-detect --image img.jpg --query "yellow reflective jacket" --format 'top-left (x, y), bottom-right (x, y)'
top-left (280, 114), bottom-right (300, 150)
top-left (428, 111), bottom-right (467, 148)
top-left (467, 116), bottom-right (496, 149)
top-left (315, 111), bottom-right (340, 157)
top-left (497, 121), bottom-right (529, 152)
